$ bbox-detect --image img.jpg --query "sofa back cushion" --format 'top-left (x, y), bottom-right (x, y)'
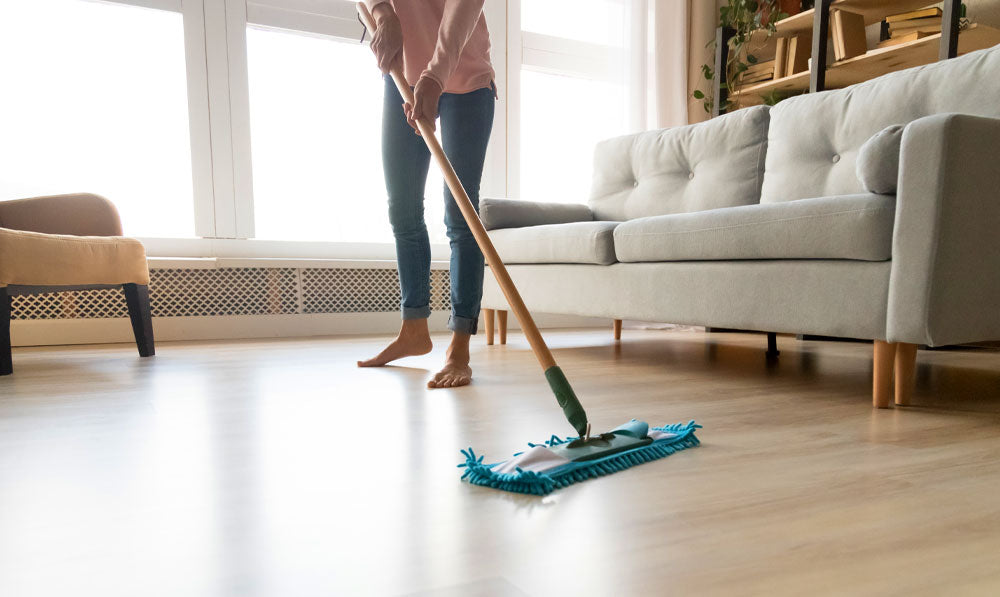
top-left (588, 105), bottom-right (770, 221)
top-left (762, 44), bottom-right (1000, 203)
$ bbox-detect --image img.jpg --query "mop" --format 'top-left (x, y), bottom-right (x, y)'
top-left (357, 3), bottom-right (700, 495)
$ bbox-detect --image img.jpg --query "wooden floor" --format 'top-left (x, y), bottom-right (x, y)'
top-left (2, 329), bottom-right (1000, 596)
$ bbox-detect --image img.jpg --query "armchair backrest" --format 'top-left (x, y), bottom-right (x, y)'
top-left (0, 193), bottom-right (123, 236)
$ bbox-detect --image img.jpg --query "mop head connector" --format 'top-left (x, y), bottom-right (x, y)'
top-left (459, 419), bottom-right (700, 495)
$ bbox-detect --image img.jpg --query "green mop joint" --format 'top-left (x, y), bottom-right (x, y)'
top-left (543, 365), bottom-right (589, 437)
top-left (459, 420), bottom-right (701, 495)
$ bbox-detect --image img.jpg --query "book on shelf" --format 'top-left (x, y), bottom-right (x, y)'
top-left (877, 30), bottom-right (934, 48)
top-left (885, 7), bottom-right (942, 23)
top-left (744, 60), bottom-right (775, 75)
top-left (741, 60), bottom-right (776, 85)
top-left (785, 32), bottom-right (811, 76)
top-left (832, 10), bottom-right (868, 61)
top-left (774, 37), bottom-right (788, 79)
top-left (890, 17), bottom-right (942, 33)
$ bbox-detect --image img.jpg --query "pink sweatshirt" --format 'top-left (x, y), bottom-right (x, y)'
top-left (366, 0), bottom-right (495, 94)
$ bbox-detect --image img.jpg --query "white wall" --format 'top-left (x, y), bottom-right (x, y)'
top-left (965, 0), bottom-right (1000, 28)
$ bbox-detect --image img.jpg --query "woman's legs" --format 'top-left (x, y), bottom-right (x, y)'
top-left (427, 85), bottom-right (495, 388)
top-left (358, 76), bottom-right (434, 367)
top-left (359, 79), bottom-right (495, 387)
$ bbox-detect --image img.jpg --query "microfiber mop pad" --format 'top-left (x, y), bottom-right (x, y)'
top-left (459, 420), bottom-right (701, 495)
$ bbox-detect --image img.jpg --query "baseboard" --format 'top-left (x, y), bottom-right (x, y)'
top-left (11, 312), bottom-right (608, 347)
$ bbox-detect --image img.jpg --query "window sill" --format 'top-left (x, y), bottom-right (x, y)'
top-left (139, 237), bottom-right (451, 262)
top-left (146, 256), bottom-right (449, 270)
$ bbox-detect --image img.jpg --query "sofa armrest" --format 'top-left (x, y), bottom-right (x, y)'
top-left (479, 198), bottom-right (593, 231)
top-left (0, 193), bottom-right (124, 237)
top-left (888, 113), bottom-right (1000, 346)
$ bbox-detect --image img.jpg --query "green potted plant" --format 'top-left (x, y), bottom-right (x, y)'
top-left (694, 0), bottom-right (792, 114)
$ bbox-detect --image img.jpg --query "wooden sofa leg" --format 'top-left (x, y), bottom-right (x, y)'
top-left (894, 343), bottom-right (918, 406)
top-left (613, 319), bottom-right (622, 341)
top-left (484, 309), bottom-right (495, 345)
top-left (1, 287), bottom-right (12, 376)
top-left (498, 310), bottom-right (508, 345)
top-left (873, 340), bottom-right (897, 408)
top-left (124, 284), bottom-right (155, 358)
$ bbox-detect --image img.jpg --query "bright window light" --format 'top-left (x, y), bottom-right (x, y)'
top-left (519, 69), bottom-right (626, 205)
top-left (521, 0), bottom-right (625, 46)
top-left (0, 0), bottom-right (195, 238)
top-left (247, 26), bottom-right (447, 244)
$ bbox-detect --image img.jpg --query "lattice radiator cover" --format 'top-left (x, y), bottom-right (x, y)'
top-left (12, 267), bottom-right (452, 320)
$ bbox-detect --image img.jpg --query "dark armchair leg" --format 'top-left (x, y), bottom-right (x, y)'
top-left (766, 332), bottom-right (780, 358)
top-left (1, 287), bottom-right (12, 375)
top-left (123, 283), bottom-right (155, 357)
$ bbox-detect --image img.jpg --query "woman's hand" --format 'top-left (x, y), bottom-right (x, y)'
top-left (370, 3), bottom-right (403, 74)
top-left (403, 76), bottom-right (443, 135)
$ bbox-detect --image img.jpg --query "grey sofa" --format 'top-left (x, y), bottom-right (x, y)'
top-left (480, 43), bottom-right (1000, 408)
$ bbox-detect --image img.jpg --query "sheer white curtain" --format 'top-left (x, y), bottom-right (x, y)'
top-left (646, 0), bottom-right (717, 128)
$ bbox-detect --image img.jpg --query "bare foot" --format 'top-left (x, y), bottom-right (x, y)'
top-left (358, 320), bottom-right (432, 367)
top-left (428, 332), bottom-right (472, 388)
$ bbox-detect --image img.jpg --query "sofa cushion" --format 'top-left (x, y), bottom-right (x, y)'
top-left (613, 193), bottom-right (895, 263)
top-left (0, 227), bottom-right (149, 286)
top-left (489, 221), bottom-right (618, 265)
top-left (857, 125), bottom-right (904, 195)
top-left (480, 198), bottom-right (593, 230)
top-left (588, 105), bottom-right (770, 221)
top-left (762, 44), bottom-right (1000, 203)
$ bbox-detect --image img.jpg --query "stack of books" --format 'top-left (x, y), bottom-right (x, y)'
top-left (741, 59), bottom-right (777, 85)
top-left (879, 7), bottom-right (943, 48)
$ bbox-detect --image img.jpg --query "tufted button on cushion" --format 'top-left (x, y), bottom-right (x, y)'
top-left (589, 105), bottom-right (770, 220)
top-left (832, 154), bottom-right (841, 163)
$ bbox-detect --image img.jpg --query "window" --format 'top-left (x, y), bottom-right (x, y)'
top-left (516, 0), bottom-right (635, 204)
top-left (519, 71), bottom-right (626, 203)
top-left (521, 0), bottom-right (626, 46)
top-left (246, 25), bottom-right (447, 244)
top-left (0, 0), bottom-right (508, 256)
top-left (0, 0), bottom-right (195, 238)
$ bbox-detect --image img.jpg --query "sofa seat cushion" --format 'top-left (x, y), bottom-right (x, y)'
top-left (0, 227), bottom-right (149, 286)
top-left (613, 193), bottom-right (895, 263)
top-left (489, 221), bottom-right (619, 265)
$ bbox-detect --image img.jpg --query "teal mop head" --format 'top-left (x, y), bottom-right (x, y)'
top-left (459, 420), bottom-right (701, 495)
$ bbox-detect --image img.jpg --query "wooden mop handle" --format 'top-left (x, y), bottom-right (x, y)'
top-left (357, 2), bottom-right (556, 371)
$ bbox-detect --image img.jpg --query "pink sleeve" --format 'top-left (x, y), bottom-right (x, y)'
top-left (421, 0), bottom-right (486, 88)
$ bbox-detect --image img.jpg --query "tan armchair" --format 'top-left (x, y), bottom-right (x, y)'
top-left (0, 193), bottom-right (154, 375)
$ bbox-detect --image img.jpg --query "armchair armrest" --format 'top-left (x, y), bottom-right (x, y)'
top-left (0, 193), bottom-right (123, 237)
top-left (479, 197), bottom-right (593, 231)
top-left (888, 113), bottom-right (1000, 346)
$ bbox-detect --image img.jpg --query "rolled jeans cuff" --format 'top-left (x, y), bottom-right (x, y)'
top-left (448, 313), bottom-right (479, 335)
top-left (402, 305), bottom-right (431, 320)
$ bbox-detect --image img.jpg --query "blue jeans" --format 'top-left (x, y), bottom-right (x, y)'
top-left (381, 76), bottom-right (495, 334)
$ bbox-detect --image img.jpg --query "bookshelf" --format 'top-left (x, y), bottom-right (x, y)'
top-left (714, 0), bottom-right (1000, 113)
